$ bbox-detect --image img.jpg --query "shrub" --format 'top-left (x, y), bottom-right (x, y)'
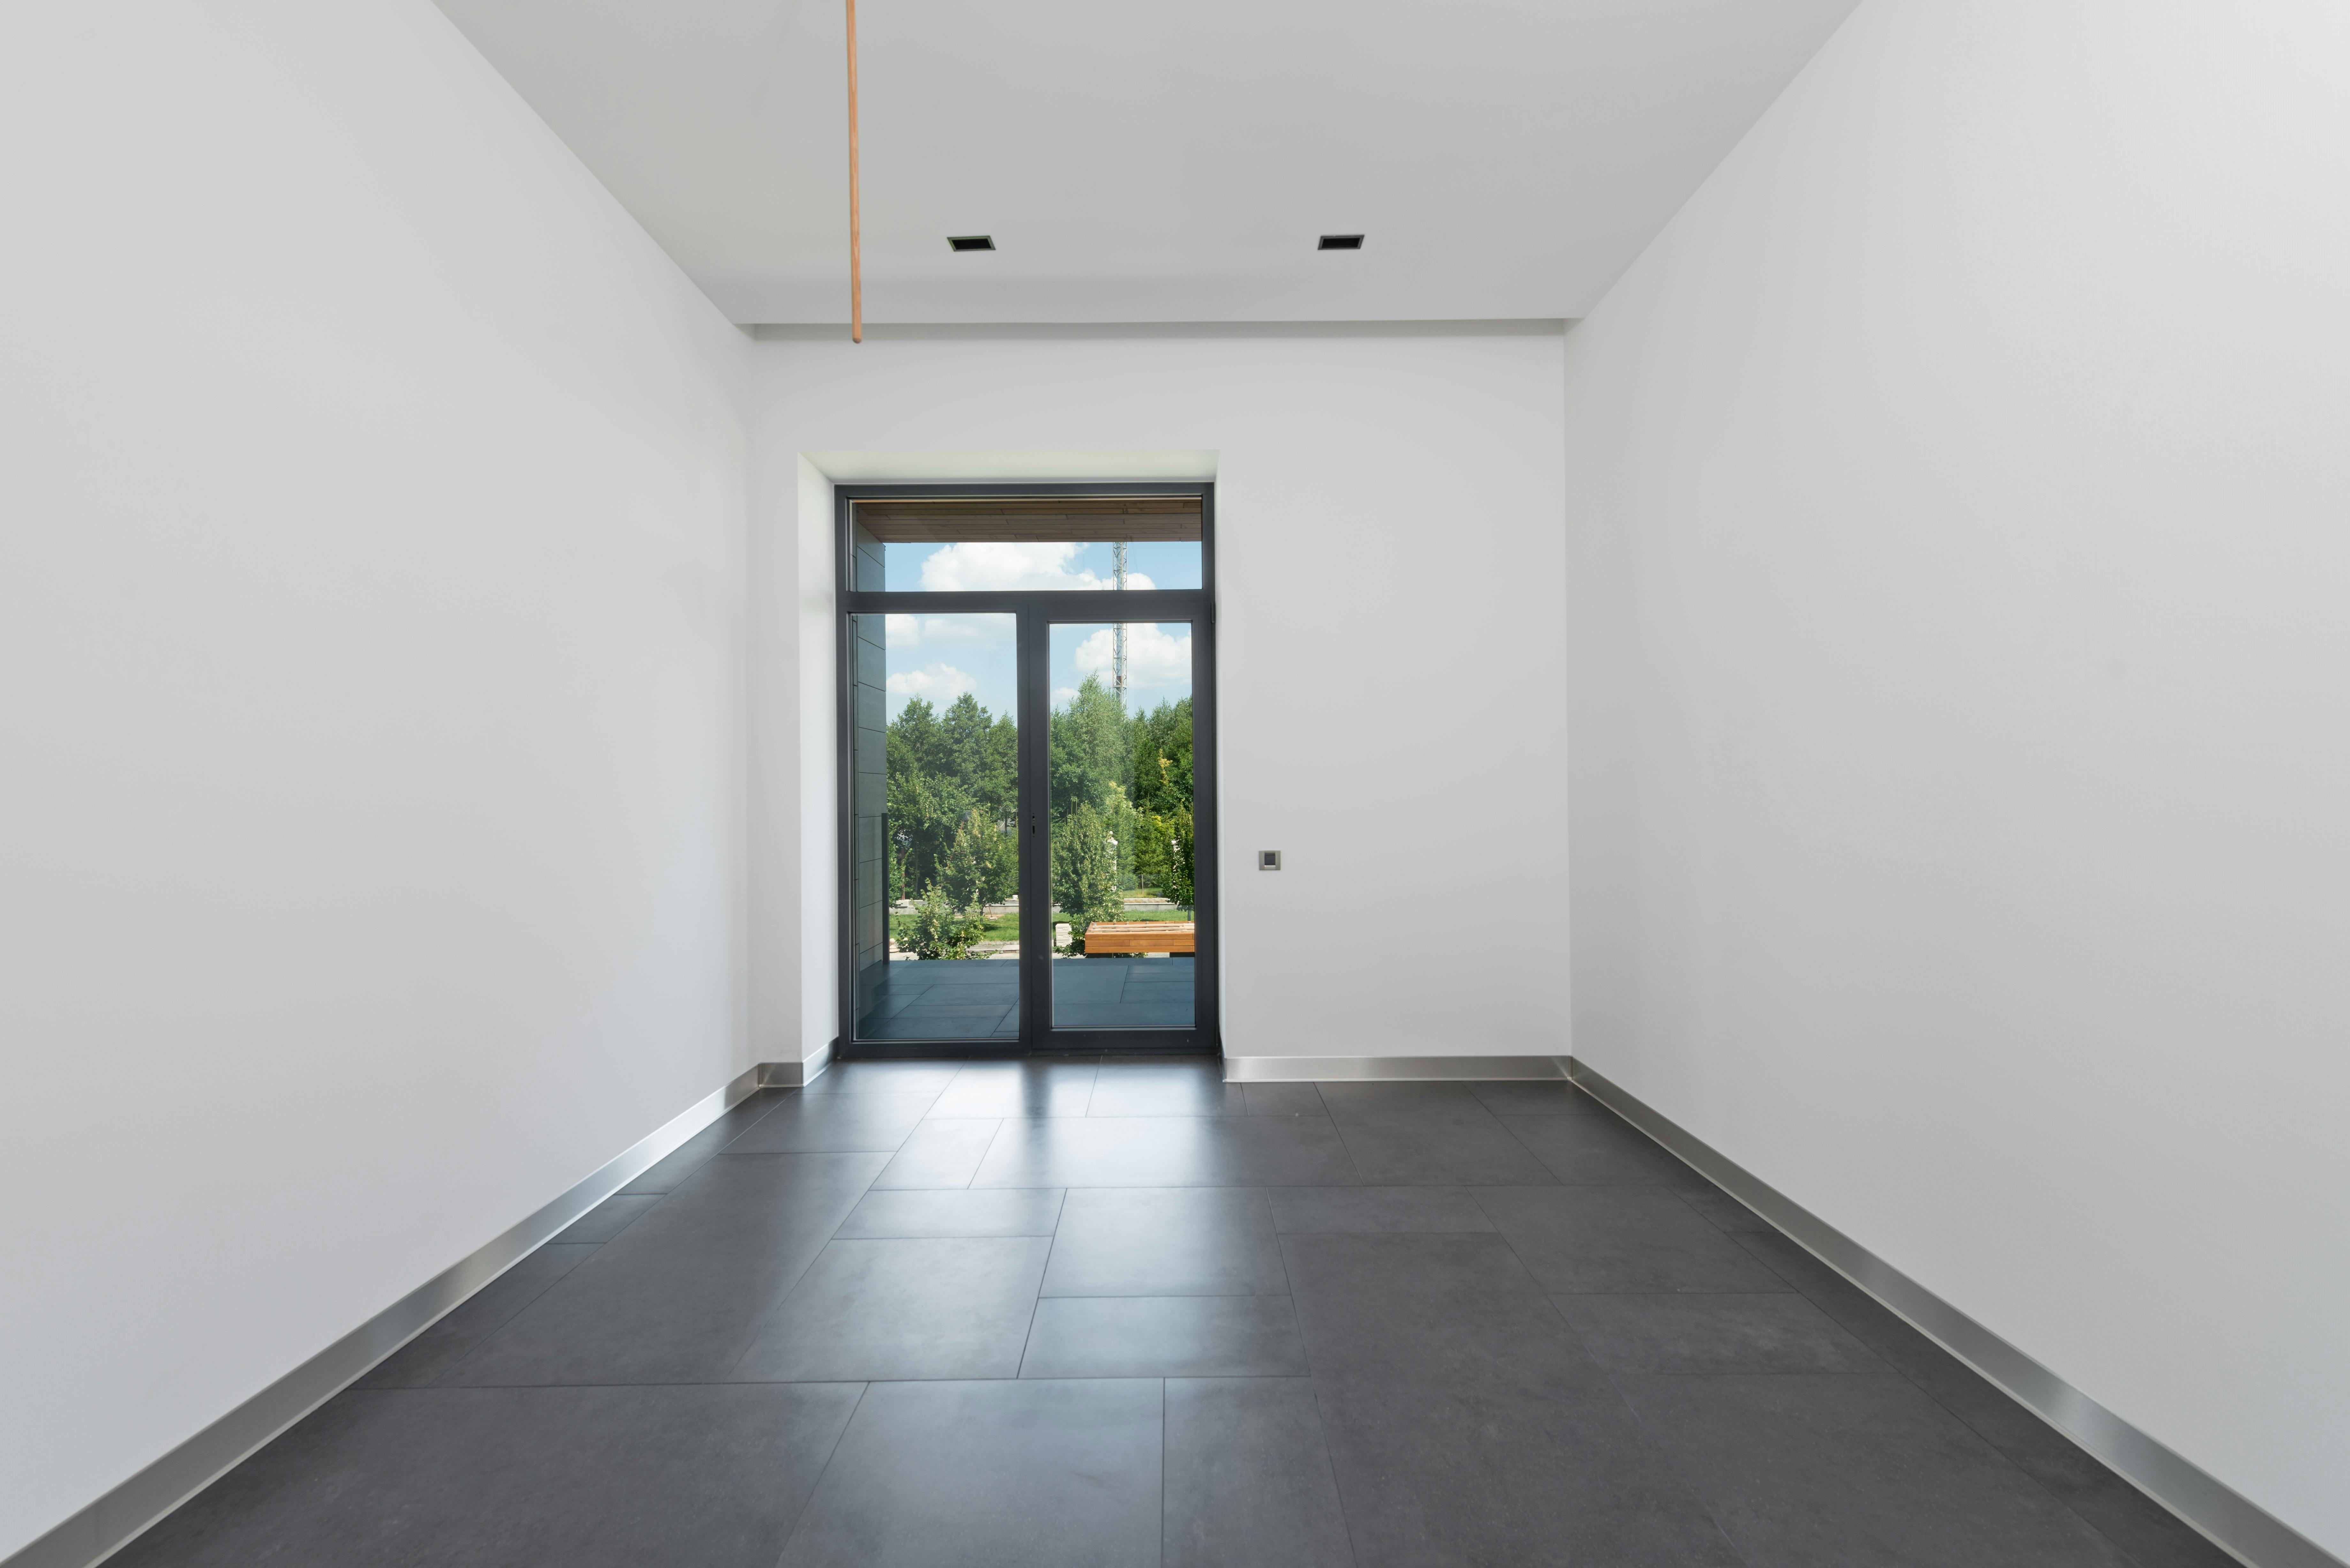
top-left (893, 884), bottom-right (989, 960)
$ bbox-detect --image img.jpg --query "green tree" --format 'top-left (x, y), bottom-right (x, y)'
top-left (887, 697), bottom-right (952, 783)
top-left (1049, 675), bottom-right (1128, 828)
top-left (1129, 698), bottom-right (1193, 816)
top-left (1131, 805), bottom-right (1194, 904)
top-left (939, 692), bottom-right (1016, 818)
top-left (1052, 799), bottom-right (1123, 948)
top-left (885, 764), bottom-right (974, 899)
top-left (937, 808), bottom-right (1018, 913)
top-left (1164, 806), bottom-right (1195, 906)
top-left (979, 712), bottom-right (1019, 824)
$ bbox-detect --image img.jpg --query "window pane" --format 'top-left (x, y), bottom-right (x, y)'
top-left (849, 612), bottom-right (1021, 1040)
top-left (1048, 621), bottom-right (1194, 1029)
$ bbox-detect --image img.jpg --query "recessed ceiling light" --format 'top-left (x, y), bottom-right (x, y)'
top-left (1318, 234), bottom-right (1364, 251)
top-left (948, 235), bottom-right (995, 252)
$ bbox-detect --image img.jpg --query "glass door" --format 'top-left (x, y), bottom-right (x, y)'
top-left (838, 485), bottom-right (1216, 1057)
top-left (1039, 620), bottom-right (1202, 1034)
top-left (845, 610), bottom-right (1023, 1042)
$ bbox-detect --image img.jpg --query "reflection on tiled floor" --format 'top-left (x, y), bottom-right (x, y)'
top-left (856, 957), bottom-right (1196, 1039)
top-left (115, 1061), bottom-right (2231, 1568)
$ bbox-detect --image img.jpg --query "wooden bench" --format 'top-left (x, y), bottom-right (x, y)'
top-left (1083, 921), bottom-right (1196, 956)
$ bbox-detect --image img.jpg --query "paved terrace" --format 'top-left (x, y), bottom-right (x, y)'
top-left (858, 956), bottom-right (1196, 1039)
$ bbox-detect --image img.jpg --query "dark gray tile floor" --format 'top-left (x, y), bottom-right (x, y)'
top-left (116, 1060), bottom-right (2233, 1568)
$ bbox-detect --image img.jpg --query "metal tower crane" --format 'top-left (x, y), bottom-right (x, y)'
top-left (1111, 540), bottom-right (1129, 709)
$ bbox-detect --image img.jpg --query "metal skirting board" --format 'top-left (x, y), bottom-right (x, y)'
top-left (1566, 1059), bottom-right (2343, 1568)
top-left (1222, 1053), bottom-right (1569, 1082)
top-left (760, 1040), bottom-right (833, 1088)
top-left (9, 1064), bottom-right (773, 1568)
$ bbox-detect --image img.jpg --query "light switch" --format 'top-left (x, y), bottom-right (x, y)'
top-left (1258, 850), bottom-right (1281, 870)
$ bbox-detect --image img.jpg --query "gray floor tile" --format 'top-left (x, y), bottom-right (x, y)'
top-left (1332, 1120), bottom-right (1560, 1185)
top-left (1476, 1185), bottom-right (1791, 1293)
top-left (835, 1186), bottom-right (1064, 1238)
top-left (1282, 1231), bottom-right (1596, 1390)
top-left (972, 1114), bottom-right (1360, 1187)
top-left (929, 1061), bottom-right (1098, 1117)
top-left (1315, 1081), bottom-right (1489, 1125)
top-left (2018, 1465), bottom-right (2240, 1568)
top-left (1727, 1231), bottom-right (1935, 1358)
top-left (1239, 1083), bottom-right (1327, 1116)
top-left (1466, 1080), bottom-right (1606, 1116)
top-left (1499, 1112), bottom-right (1713, 1189)
top-left (1313, 1373), bottom-right (1746, 1568)
top-left (1086, 1061), bottom-right (1243, 1116)
top-left (1164, 1379), bottom-right (1354, 1568)
top-left (1617, 1372), bottom-right (2135, 1568)
top-left (440, 1152), bottom-right (887, 1385)
top-left (111, 1383), bottom-right (862, 1568)
top-left (724, 1093), bottom-right (937, 1153)
top-left (1267, 1185), bottom-right (1496, 1233)
top-left (356, 1245), bottom-right (599, 1389)
top-left (617, 1091), bottom-right (790, 1194)
top-left (1679, 1186), bottom-right (1775, 1233)
top-left (870, 1117), bottom-right (1002, 1188)
top-left (1021, 1295), bottom-right (1307, 1378)
top-left (139, 1057), bottom-right (2207, 1568)
top-left (732, 1235), bottom-right (1050, 1382)
top-left (1904, 1365), bottom-right (2238, 1568)
top-left (1727, 1233), bottom-right (2236, 1568)
top-left (1321, 1083), bottom-right (1560, 1184)
top-left (549, 1193), bottom-right (662, 1245)
top-left (797, 1061), bottom-right (962, 1097)
top-left (777, 1379), bottom-right (1162, 1568)
top-left (1044, 1187), bottom-right (1287, 1296)
top-left (1556, 1292), bottom-right (1883, 1373)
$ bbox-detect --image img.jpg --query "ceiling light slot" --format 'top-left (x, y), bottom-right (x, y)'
top-left (948, 235), bottom-right (995, 252)
top-left (1318, 234), bottom-right (1364, 251)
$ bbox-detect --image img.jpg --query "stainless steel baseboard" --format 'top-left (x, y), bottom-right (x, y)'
top-left (1566, 1059), bottom-right (2342, 1568)
top-left (759, 1040), bottom-right (833, 1088)
top-left (1221, 1053), bottom-right (1568, 1083)
top-left (7, 1065), bottom-right (766, 1568)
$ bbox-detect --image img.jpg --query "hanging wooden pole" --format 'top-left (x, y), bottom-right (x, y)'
top-left (845, 0), bottom-right (862, 343)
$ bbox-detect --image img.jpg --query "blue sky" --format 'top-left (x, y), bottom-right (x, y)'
top-left (883, 539), bottom-right (1200, 595)
top-left (880, 542), bottom-right (1197, 725)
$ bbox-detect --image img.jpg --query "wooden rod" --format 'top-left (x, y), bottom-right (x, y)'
top-left (845, 0), bottom-right (862, 343)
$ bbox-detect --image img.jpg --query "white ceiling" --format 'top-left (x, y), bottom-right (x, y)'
top-left (434, 0), bottom-right (1857, 325)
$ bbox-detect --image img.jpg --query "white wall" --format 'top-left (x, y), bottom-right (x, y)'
top-left (748, 329), bottom-right (1568, 1067)
top-left (0, 1), bottom-right (750, 1556)
top-left (1563, 2), bottom-right (2350, 1556)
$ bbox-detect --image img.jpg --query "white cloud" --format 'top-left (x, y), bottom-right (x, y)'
top-left (917, 541), bottom-right (1154, 593)
top-left (886, 663), bottom-right (978, 704)
top-left (1071, 624), bottom-right (1191, 692)
top-left (884, 613), bottom-right (1009, 650)
top-left (1052, 686), bottom-right (1080, 708)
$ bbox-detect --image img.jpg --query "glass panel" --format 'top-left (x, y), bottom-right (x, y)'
top-left (1048, 621), bottom-right (1195, 1029)
top-left (850, 497), bottom-right (1202, 592)
top-left (849, 611), bottom-right (1021, 1040)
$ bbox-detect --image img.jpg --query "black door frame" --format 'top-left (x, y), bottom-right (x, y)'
top-left (834, 481), bottom-right (1219, 1059)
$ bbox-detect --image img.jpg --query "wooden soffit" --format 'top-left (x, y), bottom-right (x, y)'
top-left (853, 495), bottom-right (1202, 542)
